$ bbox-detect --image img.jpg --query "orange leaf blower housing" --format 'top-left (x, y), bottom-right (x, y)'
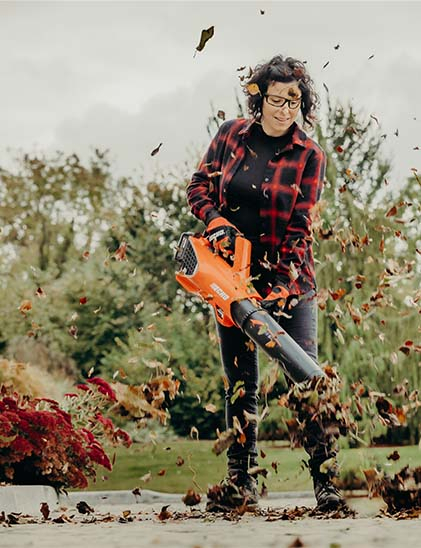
top-left (175, 233), bottom-right (324, 384)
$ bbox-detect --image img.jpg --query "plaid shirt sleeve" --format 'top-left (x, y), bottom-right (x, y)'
top-left (274, 147), bottom-right (326, 292)
top-left (187, 121), bottom-right (231, 226)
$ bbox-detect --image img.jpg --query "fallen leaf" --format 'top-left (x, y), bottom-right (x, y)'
top-left (158, 505), bottom-right (172, 520)
top-left (76, 501), bottom-right (94, 514)
top-left (40, 502), bottom-right (50, 520)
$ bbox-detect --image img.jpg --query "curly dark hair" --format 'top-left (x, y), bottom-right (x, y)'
top-left (244, 55), bottom-right (320, 130)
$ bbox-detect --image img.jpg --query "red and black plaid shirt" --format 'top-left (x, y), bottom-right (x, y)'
top-left (187, 118), bottom-right (326, 295)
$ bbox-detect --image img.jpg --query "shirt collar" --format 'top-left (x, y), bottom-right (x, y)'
top-left (239, 118), bottom-right (308, 148)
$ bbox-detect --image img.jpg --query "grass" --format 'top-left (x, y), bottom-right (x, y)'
top-left (81, 440), bottom-right (421, 493)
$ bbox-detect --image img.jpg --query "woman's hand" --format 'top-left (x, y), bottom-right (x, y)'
top-left (206, 216), bottom-right (240, 258)
top-left (261, 285), bottom-right (289, 316)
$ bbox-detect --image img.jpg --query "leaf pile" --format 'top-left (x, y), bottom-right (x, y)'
top-left (380, 466), bottom-right (421, 515)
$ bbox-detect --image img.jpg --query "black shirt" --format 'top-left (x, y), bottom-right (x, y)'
top-left (225, 122), bottom-right (293, 239)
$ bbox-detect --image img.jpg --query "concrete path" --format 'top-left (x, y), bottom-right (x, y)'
top-left (1, 488), bottom-right (420, 548)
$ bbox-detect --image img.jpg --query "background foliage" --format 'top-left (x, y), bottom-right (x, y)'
top-left (0, 95), bottom-right (419, 444)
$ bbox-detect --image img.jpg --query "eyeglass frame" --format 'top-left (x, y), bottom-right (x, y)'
top-left (264, 94), bottom-right (302, 110)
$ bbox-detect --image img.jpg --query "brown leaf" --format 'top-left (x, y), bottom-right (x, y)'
top-left (68, 325), bottom-right (78, 339)
top-left (18, 299), bottom-right (32, 316)
top-left (157, 469), bottom-right (166, 476)
top-left (182, 489), bottom-right (201, 506)
top-left (151, 142), bottom-right (163, 156)
top-left (288, 538), bottom-right (305, 548)
top-left (195, 26), bottom-right (214, 53)
top-left (247, 465), bottom-right (268, 478)
top-left (246, 83), bottom-right (261, 96)
top-left (386, 205), bottom-right (398, 217)
top-left (36, 287), bottom-right (46, 298)
top-left (379, 236), bottom-right (385, 253)
top-left (387, 450), bottom-right (400, 461)
top-left (157, 505), bottom-right (172, 520)
top-left (114, 241), bottom-right (128, 261)
top-left (204, 403), bottom-right (217, 413)
top-left (176, 456), bottom-right (184, 467)
top-left (329, 288), bottom-right (346, 300)
top-left (76, 501), bottom-right (94, 514)
top-left (40, 502), bottom-right (50, 520)
top-left (212, 428), bottom-right (236, 455)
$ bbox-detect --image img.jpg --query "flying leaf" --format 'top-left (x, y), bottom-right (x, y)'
top-left (182, 489), bottom-right (201, 506)
top-left (190, 426), bottom-right (199, 440)
top-left (114, 242), bottom-right (128, 261)
top-left (151, 142), bottom-right (163, 156)
top-left (18, 300), bottom-right (32, 317)
top-left (195, 26), bottom-right (214, 53)
top-left (205, 403), bottom-right (217, 413)
top-left (36, 287), bottom-right (46, 298)
top-left (386, 205), bottom-right (398, 217)
top-left (140, 472), bottom-right (152, 483)
top-left (246, 83), bottom-right (261, 96)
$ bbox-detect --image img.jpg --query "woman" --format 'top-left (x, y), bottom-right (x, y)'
top-left (186, 55), bottom-right (343, 511)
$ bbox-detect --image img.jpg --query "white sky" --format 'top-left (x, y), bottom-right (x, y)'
top-left (0, 0), bottom-right (420, 185)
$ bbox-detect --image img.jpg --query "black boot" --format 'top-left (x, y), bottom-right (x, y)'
top-left (312, 472), bottom-right (344, 511)
top-left (206, 471), bottom-right (259, 512)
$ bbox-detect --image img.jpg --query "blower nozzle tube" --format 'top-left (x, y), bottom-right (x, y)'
top-left (231, 299), bottom-right (324, 384)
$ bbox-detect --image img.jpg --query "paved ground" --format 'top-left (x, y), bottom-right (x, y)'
top-left (2, 490), bottom-right (420, 548)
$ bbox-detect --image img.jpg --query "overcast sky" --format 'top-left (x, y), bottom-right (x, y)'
top-left (1, 0), bottom-right (420, 185)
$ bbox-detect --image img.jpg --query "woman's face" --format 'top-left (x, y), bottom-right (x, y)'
top-left (261, 80), bottom-right (302, 137)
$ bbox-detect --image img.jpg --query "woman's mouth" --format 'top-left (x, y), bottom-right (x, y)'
top-left (275, 116), bottom-right (289, 123)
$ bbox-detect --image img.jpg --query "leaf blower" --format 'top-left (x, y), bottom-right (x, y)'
top-left (174, 232), bottom-right (324, 383)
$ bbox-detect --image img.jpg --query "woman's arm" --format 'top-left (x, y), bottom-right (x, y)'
top-left (274, 147), bottom-right (326, 291)
top-left (187, 122), bottom-right (230, 226)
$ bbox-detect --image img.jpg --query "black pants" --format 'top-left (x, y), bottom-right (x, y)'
top-left (216, 289), bottom-right (337, 478)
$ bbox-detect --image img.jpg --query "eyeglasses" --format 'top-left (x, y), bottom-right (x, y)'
top-left (264, 94), bottom-right (302, 110)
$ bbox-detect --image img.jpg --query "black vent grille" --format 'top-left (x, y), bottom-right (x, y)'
top-left (175, 234), bottom-right (198, 276)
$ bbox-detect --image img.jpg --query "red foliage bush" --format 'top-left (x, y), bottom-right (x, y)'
top-left (0, 380), bottom-right (131, 489)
